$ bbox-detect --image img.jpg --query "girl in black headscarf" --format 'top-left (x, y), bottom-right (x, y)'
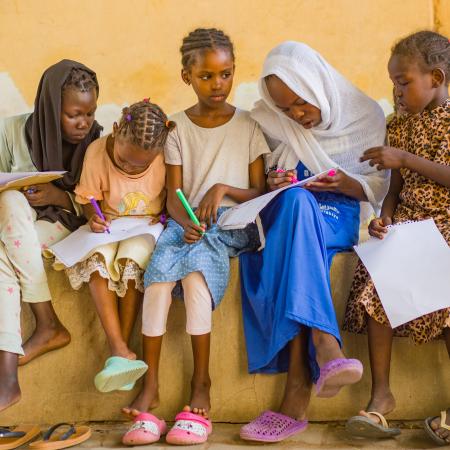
top-left (0, 60), bottom-right (101, 412)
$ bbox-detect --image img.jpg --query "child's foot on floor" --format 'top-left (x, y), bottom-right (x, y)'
top-left (0, 377), bottom-right (21, 412)
top-left (122, 378), bottom-right (160, 418)
top-left (429, 407), bottom-right (450, 444)
top-left (19, 324), bottom-right (71, 365)
top-left (189, 377), bottom-right (211, 418)
top-left (359, 391), bottom-right (396, 423)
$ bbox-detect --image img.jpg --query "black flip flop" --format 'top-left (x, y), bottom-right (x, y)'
top-left (346, 412), bottom-right (401, 439)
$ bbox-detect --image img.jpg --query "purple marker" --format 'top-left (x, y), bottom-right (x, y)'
top-left (88, 196), bottom-right (110, 234)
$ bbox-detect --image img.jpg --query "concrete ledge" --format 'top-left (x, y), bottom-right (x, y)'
top-left (3, 253), bottom-right (449, 424)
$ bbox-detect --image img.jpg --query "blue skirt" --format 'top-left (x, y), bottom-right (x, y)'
top-left (239, 178), bottom-right (360, 382)
top-left (144, 207), bottom-right (260, 308)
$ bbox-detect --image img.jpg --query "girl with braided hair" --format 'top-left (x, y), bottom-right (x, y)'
top-left (63, 100), bottom-right (173, 393)
top-left (0, 60), bottom-right (100, 412)
top-left (121, 28), bottom-right (268, 445)
top-left (344, 31), bottom-right (450, 444)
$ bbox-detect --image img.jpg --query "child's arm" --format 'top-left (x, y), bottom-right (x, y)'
top-left (368, 169), bottom-right (403, 239)
top-left (196, 156), bottom-right (266, 223)
top-left (166, 164), bottom-right (206, 244)
top-left (82, 203), bottom-right (110, 233)
top-left (361, 145), bottom-right (450, 189)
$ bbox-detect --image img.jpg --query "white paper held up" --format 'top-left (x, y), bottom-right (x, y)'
top-left (50, 217), bottom-right (164, 267)
top-left (354, 219), bottom-right (450, 328)
top-left (0, 171), bottom-right (66, 193)
top-left (217, 169), bottom-right (333, 230)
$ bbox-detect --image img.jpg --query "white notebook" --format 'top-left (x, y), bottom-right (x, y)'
top-left (50, 217), bottom-right (164, 267)
top-left (0, 171), bottom-right (66, 193)
top-left (217, 169), bottom-right (332, 230)
top-left (354, 219), bottom-right (450, 328)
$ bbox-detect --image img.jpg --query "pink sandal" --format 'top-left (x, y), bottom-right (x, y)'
top-left (240, 410), bottom-right (308, 443)
top-left (165, 411), bottom-right (212, 445)
top-left (316, 358), bottom-right (363, 398)
top-left (122, 412), bottom-right (167, 446)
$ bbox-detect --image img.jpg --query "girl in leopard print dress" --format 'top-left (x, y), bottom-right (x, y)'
top-left (343, 31), bottom-right (450, 444)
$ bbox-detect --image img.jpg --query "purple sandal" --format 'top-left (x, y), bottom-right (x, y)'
top-left (316, 358), bottom-right (363, 398)
top-left (240, 411), bottom-right (308, 443)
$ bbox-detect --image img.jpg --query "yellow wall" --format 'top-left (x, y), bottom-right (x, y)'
top-left (0, 0), bottom-right (442, 123)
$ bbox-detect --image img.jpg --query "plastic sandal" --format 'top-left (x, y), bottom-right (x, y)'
top-left (424, 410), bottom-right (450, 446)
top-left (166, 411), bottom-right (212, 445)
top-left (240, 410), bottom-right (308, 443)
top-left (122, 412), bottom-right (167, 446)
top-left (346, 412), bottom-right (401, 438)
top-left (0, 425), bottom-right (40, 450)
top-left (94, 356), bottom-right (148, 392)
top-left (29, 423), bottom-right (91, 450)
top-left (315, 358), bottom-right (363, 398)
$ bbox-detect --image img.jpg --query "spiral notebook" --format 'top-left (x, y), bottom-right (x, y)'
top-left (354, 219), bottom-right (450, 328)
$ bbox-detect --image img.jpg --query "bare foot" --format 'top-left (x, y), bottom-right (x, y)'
top-left (188, 378), bottom-right (211, 418)
top-left (19, 323), bottom-right (71, 366)
top-left (122, 375), bottom-right (159, 418)
top-left (0, 351), bottom-right (21, 412)
top-left (312, 330), bottom-right (345, 367)
top-left (430, 407), bottom-right (450, 444)
top-left (359, 390), bottom-right (396, 424)
top-left (111, 344), bottom-right (136, 360)
top-left (279, 382), bottom-right (311, 420)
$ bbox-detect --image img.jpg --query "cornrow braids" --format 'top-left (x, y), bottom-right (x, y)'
top-left (392, 30), bottom-right (450, 82)
top-left (116, 100), bottom-right (175, 150)
top-left (62, 67), bottom-right (99, 94)
top-left (180, 28), bottom-right (234, 69)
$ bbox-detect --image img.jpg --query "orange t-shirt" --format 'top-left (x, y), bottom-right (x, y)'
top-left (75, 136), bottom-right (166, 220)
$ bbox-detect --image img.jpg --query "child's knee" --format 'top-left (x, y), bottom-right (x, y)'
top-left (142, 282), bottom-right (175, 337)
top-left (0, 190), bottom-right (30, 217)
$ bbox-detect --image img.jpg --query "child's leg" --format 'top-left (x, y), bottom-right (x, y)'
top-left (183, 272), bottom-right (212, 417)
top-left (119, 280), bottom-right (143, 345)
top-left (89, 272), bottom-right (134, 359)
top-left (0, 351), bottom-right (20, 412)
top-left (360, 316), bottom-right (395, 419)
top-left (279, 328), bottom-right (312, 420)
top-left (0, 190), bottom-right (70, 365)
top-left (123, 281), bottom-right (175, 416)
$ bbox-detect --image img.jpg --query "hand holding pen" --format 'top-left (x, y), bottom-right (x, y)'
top-left (88, 196), bottom-right (110, 234)
top-left (267, 168), bottom-right (298, 191)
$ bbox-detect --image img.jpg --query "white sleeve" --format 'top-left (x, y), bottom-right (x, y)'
top-left (164, 128), bottom-right (182, 165)
top-left (249, 121), bottom-right (271, 164)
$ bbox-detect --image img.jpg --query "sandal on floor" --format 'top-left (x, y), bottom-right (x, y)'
top-left (315, 358), bottom-right (363, 398)
top-left (94, 356), bottom-right (148, 392)
top-left (424, 410), bottom-right (450, 446)
top-left (29, 423), bottom-right (91, 450)
top-left (166, 411), bottom-right (212, 445)
top-left (346, 412), bottom-right (401, 438)
top-left (240, 411), bottom-right (308, 443)
top-left (122, 412), bottom-right (167, 446)
top-left (0, 425), bottom-right (41, 450)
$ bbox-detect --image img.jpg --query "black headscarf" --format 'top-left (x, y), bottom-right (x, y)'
top-left (24, 59), bottom-right (102, 231)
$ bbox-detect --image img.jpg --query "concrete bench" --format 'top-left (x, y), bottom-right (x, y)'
top-left (3, 253), bottom-right (449, 424)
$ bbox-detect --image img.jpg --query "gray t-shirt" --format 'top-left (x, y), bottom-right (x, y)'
top-left (165, 109), bottom-right (270, 207)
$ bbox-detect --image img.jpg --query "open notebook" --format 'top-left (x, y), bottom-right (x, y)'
top-left (354, 219), bottom-right (450, 328)
top-left (217, 169), bottom-right (332, 230)
top-left (0, 171), bottom-right (66, 193)
top-left (50, 218), bottom-right (164, 267)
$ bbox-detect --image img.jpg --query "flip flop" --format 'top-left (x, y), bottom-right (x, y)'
top-left (240, 410), bottom-right (308, 443)
top-left (166, 411), bottom-right (212, 445)
top-left (119, 382), bottom-right (135, 391)
top-left (94, 356), bottom-right (148, 392)
top-left (29, 423), bottom-right (91, 450)
top-left (424, 410), bottom-right (450, 446)
top-left (315, 358), bottom-right (363, 398)
top-left (122, 412), bottom-right (167, 446)
top-left (346, 412), bottom-right (401, 438)
top-left (0, 425), bottom-right (40, 450)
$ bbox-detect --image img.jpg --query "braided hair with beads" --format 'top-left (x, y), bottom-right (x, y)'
top-left (180, 28), bottom-right (234, 69)
top-left (116, 99), bottom-right (175, 150)
top-left (392, 30), bottom-right (450, 83)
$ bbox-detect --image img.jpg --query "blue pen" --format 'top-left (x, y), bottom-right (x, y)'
top-left (88, 196), bottom-right (110, 234)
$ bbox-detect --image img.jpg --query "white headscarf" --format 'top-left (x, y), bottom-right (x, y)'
top-left (251, 41), bottom-right (389, 214)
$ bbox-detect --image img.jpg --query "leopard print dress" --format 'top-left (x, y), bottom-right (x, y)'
top-left (343, 99), bottom-right (450, 344)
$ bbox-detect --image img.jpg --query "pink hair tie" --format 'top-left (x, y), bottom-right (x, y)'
top-left (125, 114), bottom-right (132, 122)
top-left (143, 98), bottom-right (150, 103)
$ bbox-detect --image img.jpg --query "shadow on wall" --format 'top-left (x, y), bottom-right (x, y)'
top-left (0, 71), bottom-right (394, 132)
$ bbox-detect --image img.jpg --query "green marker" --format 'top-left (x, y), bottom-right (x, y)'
top-left (175, 188), bottom-right (204, 234)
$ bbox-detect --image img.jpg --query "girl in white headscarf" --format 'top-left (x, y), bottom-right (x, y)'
top-left (239, 42), bottom-right (389, 443)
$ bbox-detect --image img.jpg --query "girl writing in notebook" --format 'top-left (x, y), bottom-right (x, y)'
top-left (0, 60), bottom-right (101, 412)
top-left (344, 31), bottom-right (450, 445)
top-left (121, 28), bottom-right (268, 446)
top-left (64, 100), bottom-right (173, 393)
